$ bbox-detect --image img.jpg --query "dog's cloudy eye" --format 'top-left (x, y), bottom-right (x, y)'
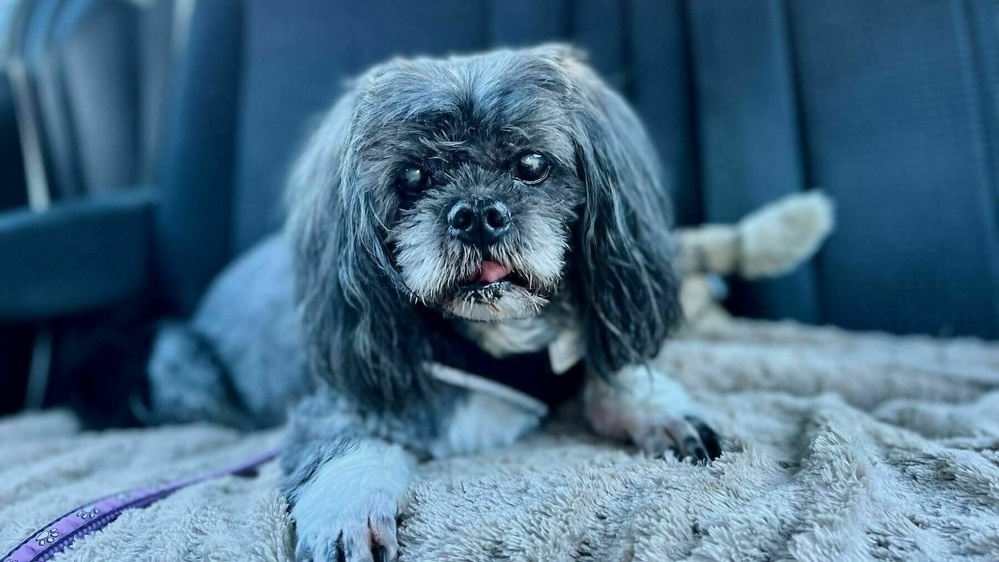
top-left (396, 166), bottom-right (432, 194)
top-left (514, 152), bottom-right (550, 185)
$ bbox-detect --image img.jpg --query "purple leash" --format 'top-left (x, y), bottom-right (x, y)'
top-left (3, 449), bottom-right (279, 562)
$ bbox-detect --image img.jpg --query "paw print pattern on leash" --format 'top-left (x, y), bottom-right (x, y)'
top-left (35, 528), bottom-right (58, 546)
top-left (77, 507), bottom-right (101, 519)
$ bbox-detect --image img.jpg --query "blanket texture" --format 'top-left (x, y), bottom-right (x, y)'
top-left (2, 319), bottom-right (998, 562)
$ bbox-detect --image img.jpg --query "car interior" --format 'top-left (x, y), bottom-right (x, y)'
top-left (1, 0), bottom-right (997, 421)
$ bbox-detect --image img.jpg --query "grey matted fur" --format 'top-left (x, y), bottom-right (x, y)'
top-left (149, 45), bottom-right (717, 562)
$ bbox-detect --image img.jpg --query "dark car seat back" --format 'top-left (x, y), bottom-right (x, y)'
top-left (5, 0), bottom-right (173, 203)
top-left (686, 1), bottom-right (999, 337)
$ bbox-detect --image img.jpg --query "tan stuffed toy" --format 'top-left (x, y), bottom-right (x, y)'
top-left (674, 191), bottom-right (835, 331)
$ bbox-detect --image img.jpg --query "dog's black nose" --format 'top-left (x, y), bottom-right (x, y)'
top-left (448, 200), bottom-right (511, 246)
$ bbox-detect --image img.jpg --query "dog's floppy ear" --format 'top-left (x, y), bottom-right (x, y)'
top-left (555, 49), bottom-right (683, 377)
top-left (285, 79), bottom-right (434, 413)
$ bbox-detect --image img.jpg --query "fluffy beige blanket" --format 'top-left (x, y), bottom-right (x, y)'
top-left (2, 319), bottom-right (998, 561)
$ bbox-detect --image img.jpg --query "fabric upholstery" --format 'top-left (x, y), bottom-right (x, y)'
top-left (154, 0), bottom-right (242, 315)
top-left (786, 0), bottom-right (999, 337)
top-left (2, 0), bottom-right (173, 201)
top-left (0, 78), bottom-right (27, 212)
top-left (0, 189), bottom-right (153, 320)
top-left (687, 0), bottom-right (999, 337)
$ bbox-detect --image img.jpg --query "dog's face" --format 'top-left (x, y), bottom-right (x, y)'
top-left (289, 46), bottom-right (681, 410)
top-left (350, 55), bottom-right (586, 321)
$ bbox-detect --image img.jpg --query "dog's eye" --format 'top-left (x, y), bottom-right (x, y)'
top-left (395, 166), bottom-right (432, 194)
top-left (514, 152), bottom-right (550, 185)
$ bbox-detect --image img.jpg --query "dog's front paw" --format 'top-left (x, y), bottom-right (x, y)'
top-left (287, 442), bottom-right (413, 562)
top-left (586, 365), bottom-right (723, 463)
top-left (293, 489), bottom-right (399, 562)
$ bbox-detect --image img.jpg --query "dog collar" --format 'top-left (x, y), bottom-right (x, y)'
top-left (429, 328), bottom-right (586, 415)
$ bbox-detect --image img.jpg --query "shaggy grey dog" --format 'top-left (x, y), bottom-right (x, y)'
top-left (148, 45), bottom-right (720, 562)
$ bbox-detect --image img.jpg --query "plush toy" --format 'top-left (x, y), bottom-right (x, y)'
top-left (674, 191), bottom-right (835, 330)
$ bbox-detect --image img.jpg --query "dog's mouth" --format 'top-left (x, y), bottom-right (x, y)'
top-left (458, 260), bottom-right (534, 292)
top-left (464, 260), bottom-right (511, 285)
top-left (439, 259), bottom-right (550, 320)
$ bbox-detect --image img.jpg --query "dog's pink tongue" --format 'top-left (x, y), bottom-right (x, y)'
top-left (477, 261), bottom-right (511, 284)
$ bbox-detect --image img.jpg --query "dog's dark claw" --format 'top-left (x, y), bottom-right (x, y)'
top-left (681, 436), bottom-right (702, 460)
top-left (335, 533), bottom-right (347, 562)
top-left (641, 415), bottom-right (722, 463)
top-left (686, 416), bottom-right (722, 461)
top-left (375, 545), bottom-right (389, 562)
